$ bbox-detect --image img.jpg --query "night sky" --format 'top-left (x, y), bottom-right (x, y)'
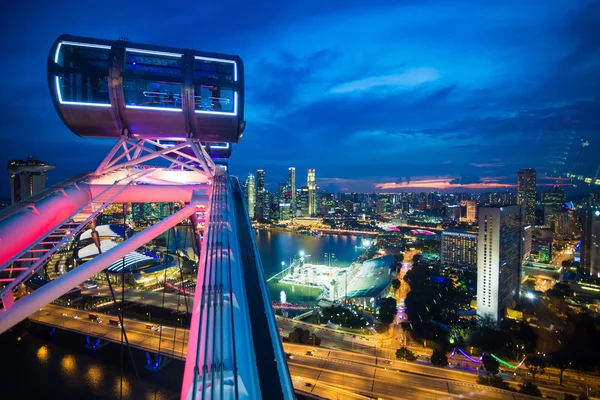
top-left (1, 0), bottom-right (599, 196)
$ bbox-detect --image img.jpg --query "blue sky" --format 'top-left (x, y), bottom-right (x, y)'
top-left (1, 0), bottom-right (599, 195)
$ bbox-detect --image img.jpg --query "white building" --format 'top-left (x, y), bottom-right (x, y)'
top-left (477, 205), bottom-right (521, 325)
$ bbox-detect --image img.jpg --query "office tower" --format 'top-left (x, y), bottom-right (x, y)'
top-left (298, 186), bottom-right (309, 217)
top-left (256, 169), bottom-right (265, 219)
top-left (307, 168), bottom-right (316, 217)
top-left (245, 173), bottom-right (256, 219)
top-left (522, 225), bottom-right (532, 261)
top-left (477, 205), bottom-right (521, 325)
top-left (288, 167), bottom-right (296, 208)
top-left (462, 200), bottom-right (477, 223)
top-left (580, 206), bottom-right (600, 275)
top-left (8, 158), bottom-right (55, 204)
top-left (553, 211), bottom-right (571, 239)
top-left (441, 231), bottom-right (478, 268)
top-left (517, 169), bottom-right (536, 227)
top-left (541, 186), bottom-right (564, 227)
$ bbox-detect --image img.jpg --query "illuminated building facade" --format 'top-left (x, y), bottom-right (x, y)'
top-left (517, 169), bottom-right (536, 227)
top-left (441, 230), bottom-right (477, 268)
top-left (8, 158), bottom-right (55, 204)
top-left (245, 173), bottom-right (255, 219)
top-left (288, 167), bottom-right (296, 210)
top-left (477, 205), bottom-right (521, 325)
top-left (581, 206), bottom-right (600, 275)
top-left (541, 186), bottom-right (564, 227)
top-left (307, 168), bottom-right (316, 217)
top-left (256, 169), bottom-right (265, 219)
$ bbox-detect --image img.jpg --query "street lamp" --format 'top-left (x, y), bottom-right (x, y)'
top-left (281, 261), bottom-right (285, 274)
top-left (299, 250), bottom-right (305, 258)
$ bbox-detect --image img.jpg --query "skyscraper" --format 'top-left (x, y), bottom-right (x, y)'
top-left (8, 158), bottom-right (55, 204)
top-left (541, 186), bottom-right (564, 227)
top-left (245, 173), bottom-right (256, 219)
top-left (517, 169), bottom-right (536, 227)
top-left (461, 200), bottom-right (477, 223)
top-left (256, 169), bottom-right (265, 220)
top-left (288, 167), bottom-right (296, 209)
top-left (477, 205), bottom-right (521, 325)
top-left (307, 168), bottom-right (316, 217)
top-left (580, 206), bottom-right (600, 275)
top-left (441, 230), bottom-right (478, 268)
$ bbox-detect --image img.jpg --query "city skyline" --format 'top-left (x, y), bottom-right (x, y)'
top-left (1, 1), bottom-right (600, 196)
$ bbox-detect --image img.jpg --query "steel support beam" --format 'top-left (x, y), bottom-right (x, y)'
top-left (0, 200), bottom-right (204, 334)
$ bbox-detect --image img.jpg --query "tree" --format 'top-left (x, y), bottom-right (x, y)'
top-left (395, 347), bottom-right (417, 361)
top-left (378, 297), bottom-right (397, 325)
top-left (563, 394), bottom-right (576, 400)
top-left (481, 355), bottom-right (500, 376)
top-left (549, 351), bottom-right (571, 386)
top-left (392, 278), bottom-right (401, 290)
top-left (412, 253), bottom-right (422, 265)
top-left (525, 355), bottom-right (546, 381)
top-left (511, 322), bottom-right (538, 355)
top-left (308, 333), bottom-right (321, 346)
top-left (430, 349), bottom-right (448, 367)
top-left (519, 382), bottom-right (542, 397)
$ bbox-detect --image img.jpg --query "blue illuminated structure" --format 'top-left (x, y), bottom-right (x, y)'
top-left (48, 35), bottom-right (245, 142)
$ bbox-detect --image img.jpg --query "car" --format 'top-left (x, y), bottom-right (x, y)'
top-left (305, 351), bottom-right (313, 356)
top-left (285, 353), bottom-right (294, 360)
top-left (73, 315), bottom-right (79, 319)
top-left (61, 313), bottom-right (68, 317)
top-left (382, 360), bottom-right (393, 365)
top-left (304, 383), bottom-right (312, 387)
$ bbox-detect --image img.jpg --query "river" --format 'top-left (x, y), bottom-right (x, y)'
top-left (0, 230), bottom-right (361, 399)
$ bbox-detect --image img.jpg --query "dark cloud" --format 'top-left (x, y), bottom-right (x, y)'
top-left (1, 0), bottom-right (599, 195)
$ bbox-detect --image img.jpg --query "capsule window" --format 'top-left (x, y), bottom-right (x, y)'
top-left (194, 58), bottom-right (236, 82)
top-left (54, 43), bottom-right (111, 105)
top-left (123, 49), bottom-right (183, 110)
top-left (194, 85), bottom-right (235, 113)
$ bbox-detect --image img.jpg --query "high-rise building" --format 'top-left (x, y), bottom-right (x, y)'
top-left (441, 231), bottom-right (478, 268)
top-left (307, 168), bottom-right (316, 217)
top-left (517, 169), bottom-right (536, 227)
top-left (256, 169), bottom-right (265, 220)
top-left (580, 206), bottom-right (600, 275)
top-left (245, 173), bottom-right (256, 219)
top-left (541, 186), bottom-right (564, 227)
top-left (288, 167), bottom-right (296, 210)
top-left (477, 205), bottom-right (521, 325)
top-left (297, 186), bottom-right (309, 217)
top-left (461, 200), bottom-right (477, 223)
top-left (8, 158), bottom-right (55, 204)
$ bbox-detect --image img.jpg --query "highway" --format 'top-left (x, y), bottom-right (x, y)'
top-left (30, 305), bottom-right (597, 398)
top-left (30, 304), bottom-right (188, 360)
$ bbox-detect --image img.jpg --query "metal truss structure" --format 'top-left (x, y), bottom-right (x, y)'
top-left (0, 137), bottom-right (293, 399)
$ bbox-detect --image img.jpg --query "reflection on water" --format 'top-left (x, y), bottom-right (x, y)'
top-left (37, 345), bottom-right (49, 364)
top-left (86, 365), bottom-right (103, 391)
top-left (0, 328), bottom-right (180, 399)
top-left (60, 354), bottom-right (77, 376)
top-left (114, 377), bottom-right (132, 399)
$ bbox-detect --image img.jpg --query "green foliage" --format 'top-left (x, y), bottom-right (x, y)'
top-left (288, 327), bottom-right (321, 346)
top-left (391, 278), bottom-right (401, 290)
top-left (430, 348), bottom-right (448, 367)
top-left (525, 355), bottom-right (546, 380)
top-left (519, 382), bottom-right (542, 397)
top-left (549, 350), bottom-right (570, 386)
top-left (538, 250), bottom-right (551, 263)
top-left (481, 355), bottom-right (500, 376)
top-left (378, 297), bottom-right (397, 325)
top-left (395, 347), bottom-right (417, 361)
